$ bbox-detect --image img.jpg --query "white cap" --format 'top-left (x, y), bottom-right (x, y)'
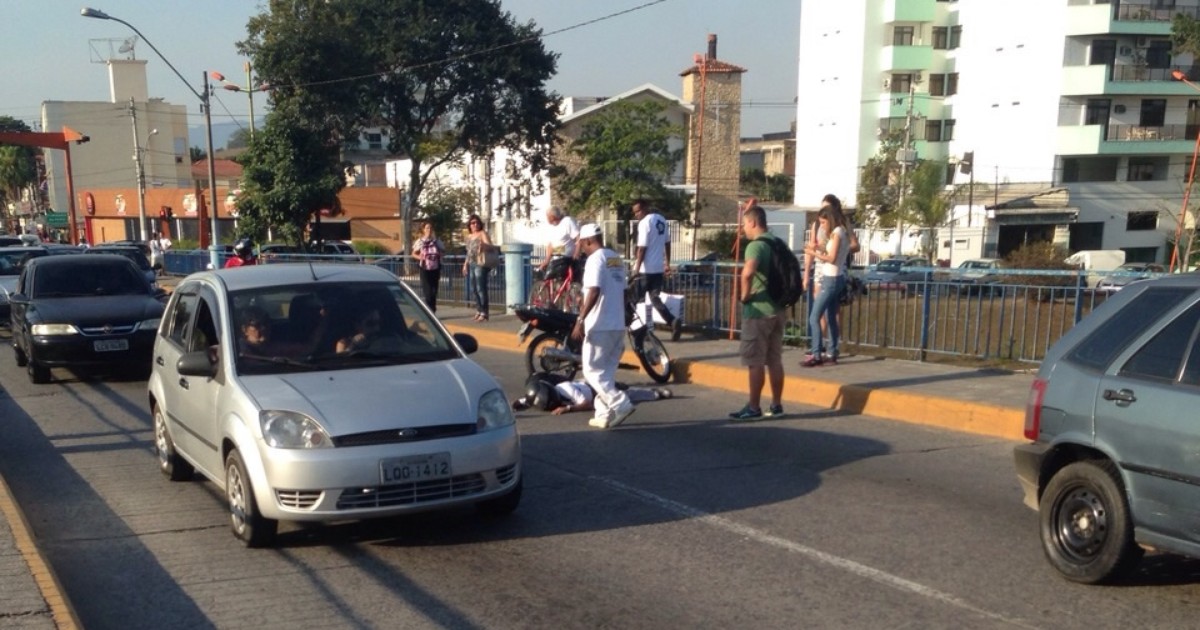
top-left (579, 223), bottom-right (602, 240)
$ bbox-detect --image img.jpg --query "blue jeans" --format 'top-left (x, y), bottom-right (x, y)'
top-left (808, 275), bottom-right (845, 356)
top-left (470, 264), bottom-right (490, 315)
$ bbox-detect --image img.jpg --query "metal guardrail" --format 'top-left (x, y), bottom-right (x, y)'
top-left (163, 252), bottom-right (1153, 363)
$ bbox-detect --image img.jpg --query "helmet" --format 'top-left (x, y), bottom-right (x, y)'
top-left (522, 374), bottom-right (561, 411)
top-left (233, 238), bottom-right (255, 258)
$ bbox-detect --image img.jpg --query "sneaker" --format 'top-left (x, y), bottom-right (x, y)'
top-left (729, 404), bottom-right (763, 421)
top-left (801, 355), bottom-right (824, 368)
top-left (588, 415), bottom-right (611, 429)
top-left (764, 403), bottom-right (785, 417)
top-left (654, 388), bottom-right (673, 400)
top-left (609, 402), bottom-right (637, 428)
top-left (670, 318), bottom-right (683, 342)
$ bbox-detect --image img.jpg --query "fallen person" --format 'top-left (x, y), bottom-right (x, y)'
top-left (512, 372), bottom-right (672, 419)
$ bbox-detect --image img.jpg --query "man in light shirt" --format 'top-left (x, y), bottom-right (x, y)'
top-left (538, 206), bottom-right (580, 281)
top-left (572, 223), bottom-right (635, 429)
top-left (629, 198), bottom-right (682, 342)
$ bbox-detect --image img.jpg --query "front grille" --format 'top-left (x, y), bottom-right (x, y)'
top-left (336, 473), bottom-right (487, 509)
top-left (78, 323), bottom-right (137, 336)
top-left (333, 423), bottom-right (477, 447)
top-left (277, 489), bottom-right (323, 509)
top-left (496, 464), bottom-right (517, 485)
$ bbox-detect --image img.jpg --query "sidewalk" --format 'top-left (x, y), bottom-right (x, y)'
top-left (0, 282), bottom-right (1034, 627)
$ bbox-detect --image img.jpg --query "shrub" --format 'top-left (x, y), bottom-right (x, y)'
top-left (353, 240), bottom-right (391, 256)
top-left (1003, 242), bottom-right (1079, 300)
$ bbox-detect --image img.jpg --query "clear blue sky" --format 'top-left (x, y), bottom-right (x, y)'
top-left (0, 1), bottom-right (799, 142)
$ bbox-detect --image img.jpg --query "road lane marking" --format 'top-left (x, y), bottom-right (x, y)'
top-left (598, 477), bottom-right (1037, 629)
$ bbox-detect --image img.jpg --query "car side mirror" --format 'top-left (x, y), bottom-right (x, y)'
top-left (453, 332), bottom-right (478, 354)
top-left (177, 349), bottom-right (218, 378)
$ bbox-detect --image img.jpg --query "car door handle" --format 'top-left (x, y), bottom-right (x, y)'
top-left (156, 356), bottom-right (164, 366)
top-left (1103, 388), bottom-right (1137, 406)
top-left (178, 378), bottom-right (189, 390)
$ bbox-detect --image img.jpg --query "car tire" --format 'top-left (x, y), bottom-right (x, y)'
top-left (27, 361), bottom-right (50, 384)
top-left (1039, 460), bottom-right (1142, 584)
top-left (225, 449), bottom-right (277, 547)
top-left (13, 343), bottom-right (27, 367)
top-left (476, 476), bottom-right (522, 517)
top-left (154, 404), bottom-right (194, 481)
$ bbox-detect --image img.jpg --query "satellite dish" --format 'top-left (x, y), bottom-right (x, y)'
top-left (118, 36), bottom-right (138, 57)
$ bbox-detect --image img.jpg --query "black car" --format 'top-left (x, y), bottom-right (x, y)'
top-left (9, 254), bottom-right (165, 383)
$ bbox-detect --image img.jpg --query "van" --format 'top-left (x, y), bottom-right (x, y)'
top-left (1064, 250), bottom-right (1126, 288)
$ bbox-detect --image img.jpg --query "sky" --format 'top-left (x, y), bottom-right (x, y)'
top-left (0, 1), bottom-right (800, 145)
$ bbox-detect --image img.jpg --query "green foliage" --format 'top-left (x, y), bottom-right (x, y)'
top-left (226, 128), bottom-right (253, 150)
top-left (740, 168), bottom-right (794, 203)
top-left (0, 117), bottom-right (37, 209)
top-left (353, 240), bottom-right (391, 256)
top-left (556, 100), bottom-right (685, 220)
top-left (1003, 242), bottom-right (1078, 297)
top-left (234, 103), bottom-right (345, 247)
top-left (698, 228), bottom-right (741, 260)
top-left (189, 147), bottom-right (206, 163)
top-left (415, 184), bottom-right (476, 251)
top-left (857, 129), bottom-right (904, 229)
top-left (1172, 13), bottom-right (1200, 57)
top-left (903, 160), bottom-right (949, 260)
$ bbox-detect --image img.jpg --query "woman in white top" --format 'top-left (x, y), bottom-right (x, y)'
top-left (802, 205), bottom-right (849, 367)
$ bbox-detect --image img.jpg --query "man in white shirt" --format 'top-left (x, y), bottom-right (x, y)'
top-left (571, 223), bottom-right (635, 429)
top-left (538, 206), bottom-right (580, 281)
top-left (630, 198), bottom-right (682, 341)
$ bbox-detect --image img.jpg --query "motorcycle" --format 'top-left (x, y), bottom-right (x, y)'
top-left (514, 291), bottom-right (673, 384)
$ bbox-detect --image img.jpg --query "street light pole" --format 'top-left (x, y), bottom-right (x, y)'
top-left (212, 63), bottom-right (266, 141)
top-left (81, 7), bottom-right (221, 268)
top-left (1170, 69), bottom-right (1200, 273)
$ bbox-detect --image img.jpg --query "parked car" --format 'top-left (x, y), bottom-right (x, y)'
top-left (101, 239), bottom-right (152, 256)
top-left (310, 240), bottom-right (361, 262)
top-left (0, 236), bottom-right (26, 247)
top-left (86, 245), bottom-right (157, 286)
top-left (864, 256), bottom-right (929, 292)
top-left (9, 254), bottom-right (165, 383)
top-left (1094, 262), bottom-right (1165, 294)
top-left (948, 258), bottom-right (1003, 295)
top-left (675, 252), bottom-right (723, 286)
top-left (148, 264), bottom-right (520, 546)
top-left (1014, 274), bottom-right (1200, 583)
top-left (0, 247), bottom-right (48, 322)
top-left (258, 243), bottom-right (300, 262)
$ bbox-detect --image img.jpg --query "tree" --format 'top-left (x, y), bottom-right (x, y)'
top-left (226, 128), bottom-right (253, 150)
top-left (0, 117), bottom-right (37, 215)
top-left (740, 168), bottom-right (794, 203)
top-left (241, 0), bottom-right (560, 265)
top-left (556, 100), bottom-right (685, 221)
top-left (234, 104), bottom-right (344, 247)
top-left (189, 146), bottom-right (206, 163)
top-left (856, 129), bottom-right (905, 229)
top-left (903, 160), bottom-right (949, 261)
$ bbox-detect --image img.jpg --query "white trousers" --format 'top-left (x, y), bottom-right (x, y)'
top-left (582, 329), bottom-right (630, 418)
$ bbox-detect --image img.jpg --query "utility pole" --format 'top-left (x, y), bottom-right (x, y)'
top-left (895, 78), bottom-right (917, 256)
top-left (129, 97), bottom-right (148, 243)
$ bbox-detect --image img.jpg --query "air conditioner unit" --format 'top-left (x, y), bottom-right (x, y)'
top-left (1135, 37), bottom-right (1150, 48)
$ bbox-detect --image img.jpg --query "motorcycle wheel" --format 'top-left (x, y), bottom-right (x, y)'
top-left (525, 332), bottom-right (578, 379)
top-left (635, 332), bottom-right (673, 383)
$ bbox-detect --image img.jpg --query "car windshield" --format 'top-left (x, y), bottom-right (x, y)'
top-left (961, 260), bottom-right (994, 270)
top-left (33, 261), bottom-right (147, 297)
top-left (875, 260), bottom-right (903, 272)
top-left (230, 281), bottom-right (457, 375)
top-left (88, 248), bottom-right (151, 270)
top-left (0, 250), bottom-right (41, 277)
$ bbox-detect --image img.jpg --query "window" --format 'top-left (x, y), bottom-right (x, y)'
top-left (1090, 39), bottom-right (1116, 66)
top-left (949, 25), bottom-right (962, 49)
top-left (1069, 287), bottom-right (1194, 370)
top-left (947, 73), bottom-right (959, 96)
top-left (925, 120), bottom-right (943, 142)
top-left (929, 74), bottom-right (946, 96)
top-left (943, 119), bottom-right (956, 141)
top-left (190, 299), bottom-right (218, 353)
top-left (1127, 210), bottom-right (1158, 230)
top-left (933, 27), bottom-right (948, 50)
top-left (891, 73), bottom-right (913, 94)
top-left (1122, 301), bottom-right (1200, 383)
top-left (1140, 99), bottom-right (1167, 126)
top-left (878, 117), bottom-right (907, 135)
top-left (168, 292), bottom-right (198, 347)
top-left (1146, 40), bottom-right (1172, 68)
top-left (366, 132), bottom-right (383, 150)
top-left (1127, 159), bottom-right (1156, 182)
top-left (893, 26), bottom-right (915, 46)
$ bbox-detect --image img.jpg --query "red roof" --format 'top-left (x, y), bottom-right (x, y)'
top-left (680, 59), bottom-right (747, 77)
top-left (190, 158), bottom-right (243, 179)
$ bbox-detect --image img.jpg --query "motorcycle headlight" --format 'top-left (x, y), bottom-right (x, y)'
top-left (31, 323), bottom-right (80, 336)
top-left (477, 389), bottom-right (516, 431)
top-left (137, 318), bottom-right (161, 331)
top-left (260, 410), bottom-right (332, 449)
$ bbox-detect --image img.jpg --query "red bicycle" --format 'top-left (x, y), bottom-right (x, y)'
top-left (531, 256), bottom-right (583, 312)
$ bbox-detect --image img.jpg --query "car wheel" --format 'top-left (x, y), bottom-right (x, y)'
top-left (1039, 460), bottom-right (1142, 584)
top-left (154, 404), bottom-right (193, 481)
top-left (225, 449), bottom-right (277, 547)
top-left (476, 476), bottom-right (522, 517)
top-left (27, 361), bottom-right (50, 384)
top-left (13, 343), bottom-right (27, 367)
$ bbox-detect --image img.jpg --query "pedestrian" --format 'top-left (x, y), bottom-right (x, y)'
top-left (510, 371), bottom-right (672, 415)
top-left (730, 203), bottom-right (786, 421)
top-left (413, 220), bottom-right (445, 313)
top-left (802, 204), bottom-right (851, 367)
top-left (224, 238), bottom-right (257, 268)
top-left (630, 198), bottom-right (683, 342)
top-left (462, 214), bottom-right (493, 322)
top-left (804, 194), bottom-right (859, 361)
top-left (572, 223), bottom-right (636, 429)
top-left (537, 206), bottom-right (581, 281)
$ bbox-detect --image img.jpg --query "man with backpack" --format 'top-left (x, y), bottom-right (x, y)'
top-left (729, 203), bottom-right (787, 421)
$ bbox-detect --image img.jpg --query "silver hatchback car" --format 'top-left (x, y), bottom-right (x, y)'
top-left (149, 264), bottom-right (521, 546)
top-left (1015, 273), bottom-right (1200, 583)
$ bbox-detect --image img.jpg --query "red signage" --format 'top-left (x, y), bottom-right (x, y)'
top-left (84, 192), bottom-right (95, 216)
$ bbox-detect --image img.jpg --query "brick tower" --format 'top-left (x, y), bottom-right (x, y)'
top-left (681, 34), bottom-right (745, 225)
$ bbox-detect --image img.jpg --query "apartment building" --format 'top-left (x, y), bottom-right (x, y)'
top-left (796, 0), bottom-right (1200, 265)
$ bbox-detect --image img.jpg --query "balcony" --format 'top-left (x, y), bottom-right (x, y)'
top-left (1116, 2), bottom-right (1200, 22)
top-left (881, 44), bottom-right (933, 72)
top-left (1061, 63), bottom-right (1200, 95)
top-left (1065, 2), bottom-right (1173, 35)
top-left (882, 0), bottom-right (935, 23)
top-left (1057, 122), bottom-right (1196, 155)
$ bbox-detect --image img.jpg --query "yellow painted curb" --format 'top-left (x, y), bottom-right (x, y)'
top-left (447, 320), bottom-right (1025, 440)
top-left (0, 475), bottom-right (80, 630)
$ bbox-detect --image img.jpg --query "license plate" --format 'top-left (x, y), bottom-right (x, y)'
top-left (93, 339), bottom-right (129, 352)
top-left (380, 453), bottom-right (451, 484)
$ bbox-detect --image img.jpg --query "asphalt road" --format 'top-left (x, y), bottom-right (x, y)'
top-left (2, 335), bottom-right (1200, 629)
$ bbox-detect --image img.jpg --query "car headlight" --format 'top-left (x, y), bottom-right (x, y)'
top-left (477, 388), bottom-right (516, 431)
top-left (260, 410), bottom-right (332, 449)
top-left (31, 323), bottom-right (80, 336)
top-left (137, 318), bottom-right (161, 331)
